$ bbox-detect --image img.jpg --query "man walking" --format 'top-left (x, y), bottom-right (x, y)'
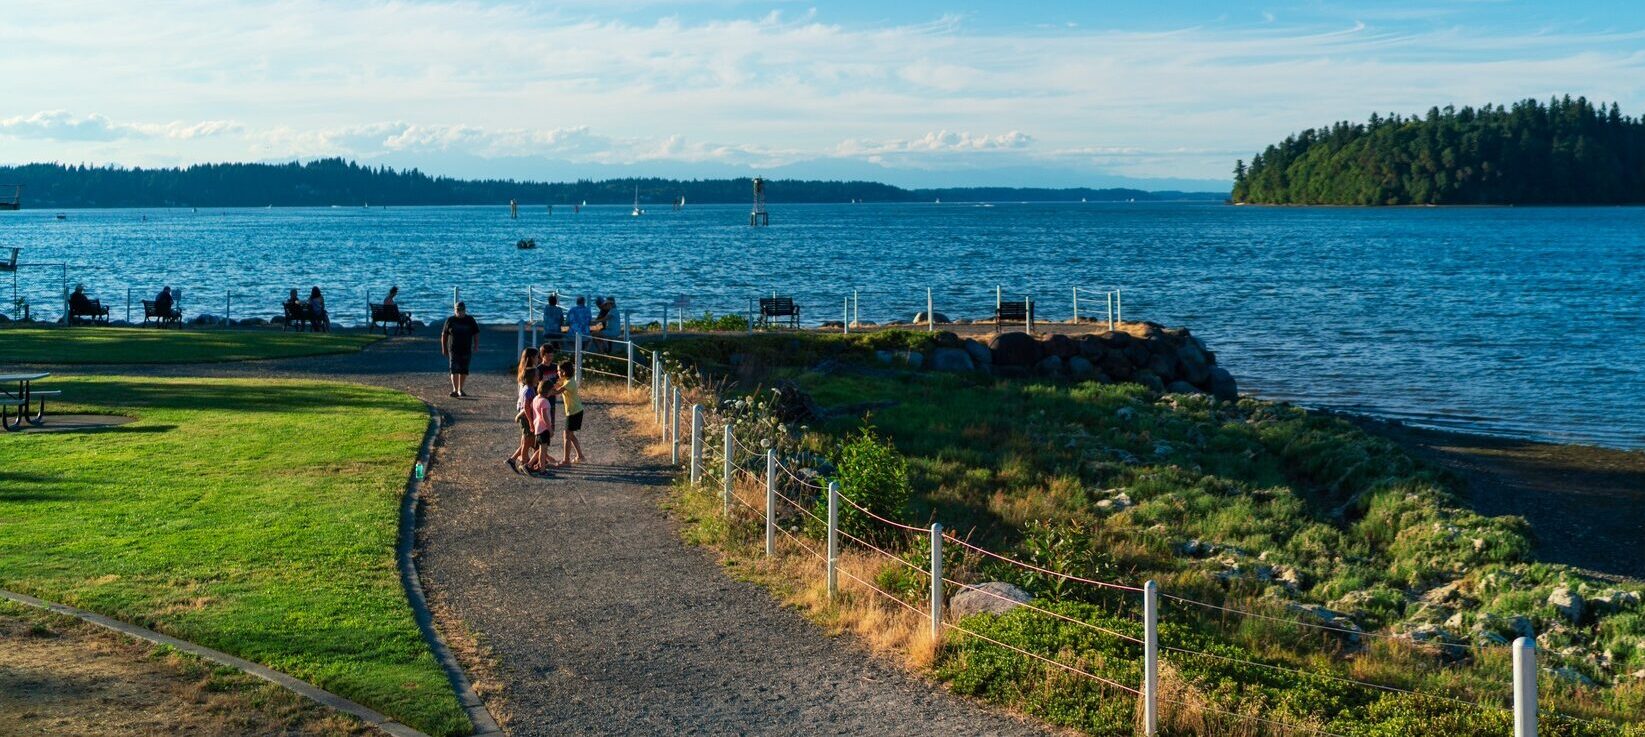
top-left (441, 301), bottom-right (480, 398)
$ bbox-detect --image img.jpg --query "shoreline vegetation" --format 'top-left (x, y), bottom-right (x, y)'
top-left (1232, 96), bottom-right (1645, 206)
top-left (0, 159), bottom-right (1226, 209)
top-left (636, 329), bottom-right (1643, 736)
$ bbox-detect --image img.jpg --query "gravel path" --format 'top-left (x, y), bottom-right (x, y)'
top-left (62, 328), bottom-right (1052, 736)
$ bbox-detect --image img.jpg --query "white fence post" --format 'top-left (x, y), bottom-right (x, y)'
top-left (722, 424), bottom-right (733, 517)
top-left (573, 332), bottom-right (584, 384)
top-left (1025, 294), bottom-right (1033, 335)
top-left (764, 450), bottom-right (776, 557)
top-left (516, 320), bottom-right (525, 357)
top-left (626, 341), bottom-right (636, 389)
top-left (927, 288), bottom-right (934, 332)
top-left (1107, 291), bottom-right (1115, 332)
top-left (652, 355), bottom-right (662, 419)
top-left (826, 481), bottom-right (839, 601)
top-left (930, 523), bottom-right (943, 638)
top-left (689, 404), bottom-right (703, 483)
top-left (662, 304), bottom-right (669, 339)
top-left (225, 292), bottom-right (232, 326)
top-left (452, 287), bottom-right (459, 311)
top-left (1514, 637), bottom-right (1537, 737)
top-left (843, 297), bottom-right (850, 335)
top-left (670, 387), bottom-right (681, 465)
top-left (852, 289), bottom-right (859, 327)
top-left (1144, 580), bottom-right (1159, 736)
top-left (1073, 287), bottom-right (1079, 324)
top-left (660, 375), bottom-right (671, 434)
top-left (1117, 289), bottom-right (1123, 325)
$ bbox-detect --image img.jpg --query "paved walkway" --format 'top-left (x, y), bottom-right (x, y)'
top-left (87, 328), bottom-right (1051, 736)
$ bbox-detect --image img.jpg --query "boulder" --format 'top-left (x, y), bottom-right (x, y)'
top-left (1549, 586), bottom-right (1585, 624)
top-left (1035, 355), bottom-right (1064, 376)
top-left (1095, 492), bottom-right (1133, 512)
top-left (1177, 344), bottom-right (1211, 384)
top-left (1166, 380), bottom-right (1200, 395)
top-left (932, 330), bottom-right (962, 348)
top-left (849, 320), bottom-right (878, 329)
top-left (821, 320), bottom-right (844, 328)
top-left (1098, 353), bottom-right (1134, 381)
top-left (929, 347), bottom-right (974, 373)
top-left (1208, 367), bottom-right (1238, 401)
top-left (912, 311), bottom-right (950, 325)
top-left (987, 332), bottom-right (1040, 367)
top-left (770, 381), bottom-right (822, 423)
top-left (1134, 369), bottom-right (1165, 393)
top-left (902, 351), bottom-right (925, 370)
top-left (874, 350), bottom-right (894, 365)
top-left (1147, 352), bottom-right (1178, 381)
top-left (1077, 336), bottom-right (1106, 357)
top-left (1067, 356), bottom-right (1096, 377)
top-left (962, 339), bottom-right (992, 367)
top-left (1045, 334), bottom-right (1078, 358)
top-left (1099, 330), bottom-right (1132, 347)
top-left (1123, 343), bottom-right (1152, 366)
top-left (948, 582), bottom-right (1031, 620)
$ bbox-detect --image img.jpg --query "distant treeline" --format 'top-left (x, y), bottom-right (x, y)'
top-left (0, 159), bottom-right (1223, 209)
top-left (1232, 96), bottom-right (1645, 205)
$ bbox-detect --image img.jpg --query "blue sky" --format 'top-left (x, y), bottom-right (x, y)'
top-left (1, 1), bottom-right (1642, 189)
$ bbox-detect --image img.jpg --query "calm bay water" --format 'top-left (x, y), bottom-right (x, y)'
top-left (3, 202), bottom-right (1642, 449)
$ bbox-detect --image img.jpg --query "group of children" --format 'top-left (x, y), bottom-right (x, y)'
top-left (508, 341), bottom-right (587, 474)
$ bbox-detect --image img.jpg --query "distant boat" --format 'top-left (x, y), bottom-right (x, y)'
top-left (934, 197), bottom-right (941, 204)
top-left (55, 213), bottom-right (66, 220)
top-left (1081, 197), bottom-right (1087, 203)
top-left (516, 238), bottom-right (537, 250)
top-left (631, 186), bottom-right (644, 217)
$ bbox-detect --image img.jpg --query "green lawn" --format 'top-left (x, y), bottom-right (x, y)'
top-left (0, 376), bottom-right (469, 736)
top-left (0, 326), bottom-right (381, 364)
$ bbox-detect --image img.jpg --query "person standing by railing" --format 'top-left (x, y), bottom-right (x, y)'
top-left (567, 296), bottom-right (592, 342)
top-left (541, 294), bottom-right (566, 349)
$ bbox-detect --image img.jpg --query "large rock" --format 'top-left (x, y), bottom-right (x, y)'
top-left (1077, 336), bottom-right (1106, 358)
top-left (1177, 344), bottom-right (1212, 384)
top-left (1098, 352), bottom-right (1134, 381)
top-left (948, 582), bottom-right (1031, 620)
top-left (988, 332), bottom-right (1041, 367)
top-left (1549, 586), bottom-right (1585, 624)
top-left (1166, 380), bottom-right (1201, 395)
top-left (929, 347), bottom-right (975, 373)
top-left (932, 330), bottom-right (962, 348)
top-left (1067, 356), bottom-right (1096, 377)
top-left (1099, 330), bottom-right (1132, 347)
top-left (1208, 367), bottom-right (1238, 401)
top-left (1134, 369), bottom-right (1165, 393)
top-left (771, 380), bottom-right (822, 423)
top-left (1123, 343), bottom-right (1152, 366)
top-left (1035, 355), bottom-right (1064, 376)
top-left (914, 311), bottom-right (951, 325)
top-left (962, 339), bottom-right (992, 367)
top-left (1045, 334), bottom-right (1078, 358)
top-left (1147, 352), bottom-right (1178, 381)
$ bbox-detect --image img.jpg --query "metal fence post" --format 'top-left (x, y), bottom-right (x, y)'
top-left (930, 523), bottom-right (943, 638)
top-left (626, 341), bottom-right (636, 389)
top-left (659, 374), bottom-right (670, 432)
top-left (843, 297), bottom-right (850, 335)
top-left (1117, 289), bottom-right (1123, 326)
top-left (1144, 580), bottom-right (1159, 736)
top-left (764, 450), bottom-right (776, 557)
top-left (574, 332), bottom-right (584, 384)
top-left (1514, 637), bottom-right (1537, 737)
top-left (722, 424), bottom-right (734, 516)
top-left (689, 404), bottom-right (703, 483)
top-left (452, 287), bottom-right (459, 311)
top-left (927, 288), bottom-right (934, 332)
top-left (126, 288), bottom-right (132, 324)
top-left (516, 320), bottom-right (525, 357)
top-left (225, 292), bottom-right (231, 326)
top-left (670, 387), bottom-right (681, 465)
top-left (1108, 291), bottom-right (1115, 332)
top-left (1025, 294), bottom-right (1033, 335)
top-left (1073, 287), bottom-right (1079, 324)
top-left (827, 481), bottom-right (839, 601)
top-left (852, 289), bottom-right (859, 328)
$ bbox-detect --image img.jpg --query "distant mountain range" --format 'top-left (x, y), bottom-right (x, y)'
top-left (0, 160), bottom-right (1227, 209)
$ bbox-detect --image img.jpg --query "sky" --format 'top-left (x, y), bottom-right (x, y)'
top-left (1, 1), bottom-right (1642, 190)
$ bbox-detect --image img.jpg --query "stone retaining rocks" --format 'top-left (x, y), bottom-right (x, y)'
top-left (948, 582), bottom-right (1031, 619)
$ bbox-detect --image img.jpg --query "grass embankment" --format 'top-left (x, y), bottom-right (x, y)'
top-left (0, 600), bottom-right (375, 736)
top-left (0, 326), bottom-right (381, 364)
top-left (649, 332), bottom-right (1645, 737)
top-left (0, 376), bottom-right (468, 736)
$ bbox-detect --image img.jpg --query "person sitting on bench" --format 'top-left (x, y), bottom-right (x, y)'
top-left (69, 285), bottom-right (94, 315)
top-left (154, 286), bottom-right (175, 318)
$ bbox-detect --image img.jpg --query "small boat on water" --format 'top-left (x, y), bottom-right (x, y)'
top-left (631, 186), bottom-right (644, 217)
top-left (55, 213), bottom-right (66, 220)
top-left (516, 238), bottom-right (537, 250)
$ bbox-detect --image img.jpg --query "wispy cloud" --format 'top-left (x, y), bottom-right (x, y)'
top-left (0, 1), bottom-right (1640, 182)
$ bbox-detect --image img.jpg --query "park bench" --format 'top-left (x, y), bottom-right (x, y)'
top-left (368, 302), bottom-right (414, 335)
top-left (282, 301), bottom-right (314, 332)
top-left (141, 299), bottom-right (182, 328)
top-left (68, 299), bottom-right (110, 325)
top-left (758, 296), bottom-right (801, 329)
top-left (995, 300), bottom-right (1034, 329)
top-left (0, 390), bottom-right (56, 429)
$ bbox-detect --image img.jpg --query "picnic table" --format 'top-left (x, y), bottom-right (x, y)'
top-left (0, 372), bottom-right (55, 431)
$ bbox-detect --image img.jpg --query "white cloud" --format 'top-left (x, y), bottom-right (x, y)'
top-left (0, 2), bottom-right (1641, 181)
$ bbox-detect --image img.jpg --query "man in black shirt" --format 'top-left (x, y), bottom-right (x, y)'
top-left (441, 301), bottom-right (480, 397)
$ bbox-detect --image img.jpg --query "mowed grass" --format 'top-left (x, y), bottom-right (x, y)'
top-left (0, 376), bottom-right (469, 736)
top-left (0, 326), bottom-right (381, 364)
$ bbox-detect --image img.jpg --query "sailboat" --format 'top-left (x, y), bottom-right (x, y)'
top-left (631, 186), bottom-right (644, 217)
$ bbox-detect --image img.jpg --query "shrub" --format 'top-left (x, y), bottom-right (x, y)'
top-left (681, 311), bottom-right (750, 332)
top-left (820, 426), bottom-right (913, 546)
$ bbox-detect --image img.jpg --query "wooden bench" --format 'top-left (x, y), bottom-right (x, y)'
top-left (282, 301), bottom-right (313, 332)
top-left (141, 300), bottom-right (182, 328)
top-left (68, 299), bottom-right (110, 325)
top-left (368, 302), bottom-right (413, 335)
top-left (995, 300), bottom-right (1034, 328)
top-left (758, 297), bottom-right (800, 329)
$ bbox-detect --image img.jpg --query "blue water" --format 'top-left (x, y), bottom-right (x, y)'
top-left (2, 202), bottom-right (1642, 449)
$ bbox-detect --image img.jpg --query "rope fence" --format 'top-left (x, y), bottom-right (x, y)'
top-left (614, 351), bottom-right (1599, 737)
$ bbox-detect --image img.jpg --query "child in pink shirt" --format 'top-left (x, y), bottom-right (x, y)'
top-left (528, 379), bottom-right (556, 473)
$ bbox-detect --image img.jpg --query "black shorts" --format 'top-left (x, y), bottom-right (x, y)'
top-left (518, 413), bottom-right (533, 437)
top-left (565, 411), bottom-right (584, 432)
top-left (536, 430), bottom-right (553, 445)
top-left (448, 353), bottom-right (472, 375)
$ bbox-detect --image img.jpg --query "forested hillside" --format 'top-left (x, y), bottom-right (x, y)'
top-left (1232, 97), bottom-right (1645, 205)
top-left (0, 159), bottom-right (1219, 208)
